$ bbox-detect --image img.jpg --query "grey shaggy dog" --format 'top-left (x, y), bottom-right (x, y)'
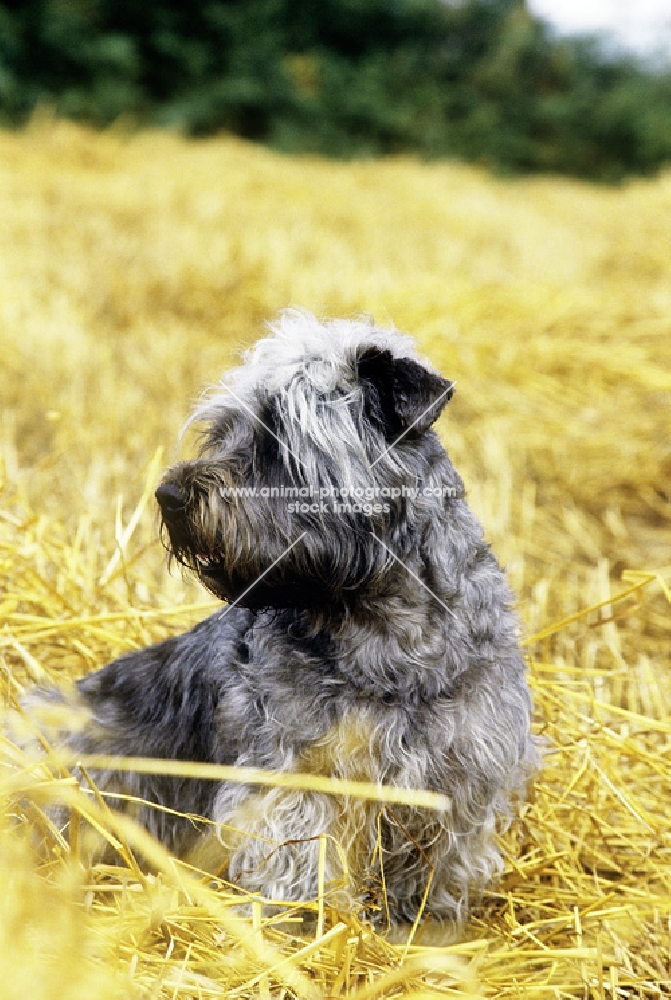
top-left (32, 311), bottom-right (538, 928)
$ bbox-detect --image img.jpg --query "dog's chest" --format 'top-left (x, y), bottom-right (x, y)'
top-left (300, 707), bottom-right (389, 783)
top-left (224, 665), bottom-right (425, 779)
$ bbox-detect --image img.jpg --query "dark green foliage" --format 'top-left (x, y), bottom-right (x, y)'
top-left (1, 0), bottom-right (670, 179)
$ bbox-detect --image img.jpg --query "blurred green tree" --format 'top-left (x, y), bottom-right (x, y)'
top-left (1, 0), bottom-right (670, 179)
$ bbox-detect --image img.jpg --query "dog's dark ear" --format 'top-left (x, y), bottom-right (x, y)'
top-left (357, 348), bottom-right (454, 439)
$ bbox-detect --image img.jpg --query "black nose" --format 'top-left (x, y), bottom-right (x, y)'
top-left (155, 482), bottom-right (186, 514)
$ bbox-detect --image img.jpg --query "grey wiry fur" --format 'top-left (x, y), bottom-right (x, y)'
top-left (32, 310), bottom-right (538, 928)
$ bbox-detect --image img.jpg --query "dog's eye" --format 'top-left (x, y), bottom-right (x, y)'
top-left (200, 408), bottom-right (240, 453)
top-left (254, 401), bottom-right (280, 465)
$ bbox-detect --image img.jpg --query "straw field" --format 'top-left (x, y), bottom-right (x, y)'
top-left (1, 119), bottom-right (670, 999)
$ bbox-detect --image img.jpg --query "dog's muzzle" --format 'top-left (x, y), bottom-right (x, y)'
top-left (156, 480), bottom-right (230, 595)
top-left (155, 481), bottom-right (192, 558)
top-left (155, 482), bottom-right (187, 518)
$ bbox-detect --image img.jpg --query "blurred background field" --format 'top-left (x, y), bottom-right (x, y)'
top-left (0, 120), bottom-right (670, 997)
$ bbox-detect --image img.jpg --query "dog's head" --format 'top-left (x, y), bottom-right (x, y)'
top-left (155, 311), bottom-right (458, 608)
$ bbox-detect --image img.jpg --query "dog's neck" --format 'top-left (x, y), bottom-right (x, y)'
top-left (247, 595), bottom-right (460, 703)
top-left (231, 580), bottom-right (344, 612)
